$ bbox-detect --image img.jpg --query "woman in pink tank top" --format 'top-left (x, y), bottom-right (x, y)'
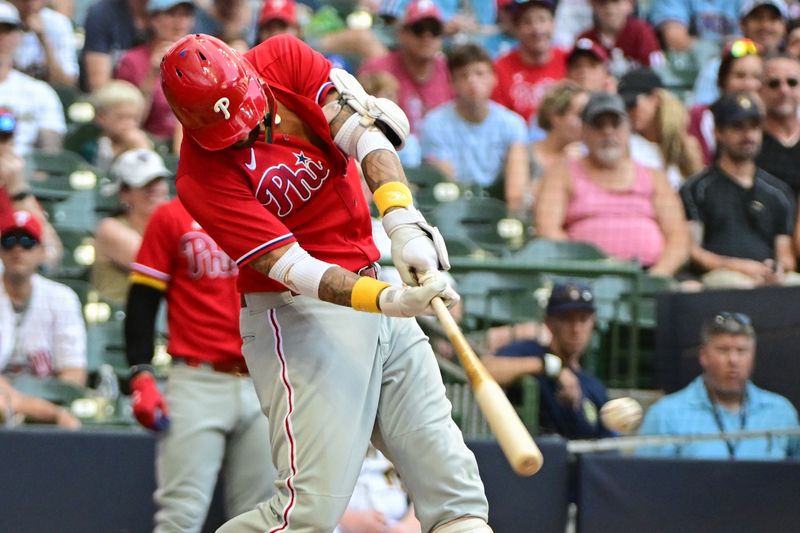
top-left (534, 92), bottom-right (690, 277)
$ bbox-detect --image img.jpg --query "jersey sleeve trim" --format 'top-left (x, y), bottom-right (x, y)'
top-left (236, 233), bottom-right (296, 266)
top-left (129, 272), bottom-right (168, 292)
top-left (316, 81), bottom-right (334, 105)
top-left (132, 262), bottom-right (171, 282)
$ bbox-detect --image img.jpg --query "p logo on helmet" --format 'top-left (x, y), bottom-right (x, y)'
top-left (160, 34), bottom-right (274, 151)
top-left (214, 97), bottom-right (231, 120)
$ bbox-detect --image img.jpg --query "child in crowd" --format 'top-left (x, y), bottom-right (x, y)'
top-left (85, 80), bottom-right (152, 171)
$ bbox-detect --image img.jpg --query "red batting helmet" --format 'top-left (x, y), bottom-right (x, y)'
top-left (161, 34), bottom-right (270, 151)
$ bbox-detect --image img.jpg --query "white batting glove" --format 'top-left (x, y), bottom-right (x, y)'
top-left (378, 275), bottom-right (459, 317)
top-left (382, 207), bottom-right (450, 286)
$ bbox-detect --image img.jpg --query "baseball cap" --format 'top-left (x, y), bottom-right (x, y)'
top-left (111, 149), bottom-right (171, 189)
top-left (1, 210), bottom-right (42, 241)
top-left (567, 38), bottom-right (609, 66)
top-left (617, 68), bottom-right (663, 108)
top-left (581, 91), bottom-right (627, 124)
top-left (0, 107), bottom-right (15, 135)
top-left (546, 282), bottom-right (596, 316)
top-left (258, 0), bottom-right (297, 27)
top-left (0, 1), bottom-right (22, 27)
top-left (402, 0), bottom-right (444, 27)
top-left (509, 0), bottom-right (556, 14)
top-left (740, 0), bottom-right (788, 20)
top-left (146, 0), bottom-right (194, 14)
top-left (710, 92), bottom-right (763, 127)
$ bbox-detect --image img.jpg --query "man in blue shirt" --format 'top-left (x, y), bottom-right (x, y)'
top-left (638, 311), bottom-right (800, 459)
top-left (420, 43), bottom-right (529, 214)
top-left (483, 281), bottom-right (614, 439)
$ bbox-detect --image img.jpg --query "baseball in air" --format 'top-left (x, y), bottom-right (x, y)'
top-left (600, 397), bottom-right (643, 433)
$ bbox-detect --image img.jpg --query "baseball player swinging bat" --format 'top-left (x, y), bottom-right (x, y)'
top-left (430, 297), bottom-right (544, 476)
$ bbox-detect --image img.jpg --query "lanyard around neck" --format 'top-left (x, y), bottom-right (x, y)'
top-left (707, 386), bottom-right (748, 459)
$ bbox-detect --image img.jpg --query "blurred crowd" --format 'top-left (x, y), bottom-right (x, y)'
top-left (1, 0), bottom-right (800, 528)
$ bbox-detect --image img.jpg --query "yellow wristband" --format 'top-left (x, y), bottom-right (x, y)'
top-left (351, 276), bottom-right (390, 313)
top-left (373, 182), bottom-right (413, 216)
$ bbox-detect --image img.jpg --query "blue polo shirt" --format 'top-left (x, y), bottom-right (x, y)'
top-left (497, 340), bottom-right (614, 439)
top-left (637, 376), bottom-right (800, 459)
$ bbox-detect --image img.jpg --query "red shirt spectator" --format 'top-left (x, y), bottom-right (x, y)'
top-left (492, 47), bottom-right (567, 122)
top-left (358, 0), bottom-right (453, 133)
top-left (359, 51), bottom-right (452, 134)
top-left (577, 16), bottom-right (664, 78)
top-left (491, 0), bottom-right (567, 122)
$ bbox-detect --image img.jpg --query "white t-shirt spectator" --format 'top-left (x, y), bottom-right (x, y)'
top-left (14, 7), bottom-right (79, 81)
top-left (0, 274), bottom-right (87, 378)
top-left (0, 69), bottom-right (66, 156)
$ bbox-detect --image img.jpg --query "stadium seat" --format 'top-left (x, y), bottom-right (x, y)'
top-left (63, 121), bottom-right (102, 158)
top-left (52, 84), bottom-right (95, 126)
top-left (55, 230), bottom-right (95, 279)
top-left (594, 274), bottom-right (675, 389)
top-left (85, 303), bottom-right (127, 375)
top-left (404, 161), bottom-right (449, 189)
top-left (512, 239), bottom-right (608, 262)
top-left (25, 149), bottom-right (97, 201)
top-left (429, 196), bottom-right (514, 255)
top-left (10, 375), bottom-right (87, 407)
top-left (457, 270), bottom-right (544, 332)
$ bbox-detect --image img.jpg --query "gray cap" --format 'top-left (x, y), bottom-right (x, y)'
top-left (0, 1), bottom-right (22, 27)
top-left (581, 92), bottom-right (627, 124)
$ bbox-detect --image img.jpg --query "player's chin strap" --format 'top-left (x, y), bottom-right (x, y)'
top-left (432, 517), bottom-right (493, 533)
top-left (261, 79), bottom-right (278, 144)
top-left (322, 68), bottom-right (410, 161)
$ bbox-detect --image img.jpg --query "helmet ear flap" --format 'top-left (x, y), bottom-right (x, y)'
top-left (161, 34), bottom-right (269, 151)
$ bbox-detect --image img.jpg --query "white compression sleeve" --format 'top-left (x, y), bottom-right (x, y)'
top-left (268, 243), bottom-right (335, 299)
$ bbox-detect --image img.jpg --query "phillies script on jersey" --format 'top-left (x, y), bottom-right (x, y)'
top-left (175, 35), bottom-right (379, 294)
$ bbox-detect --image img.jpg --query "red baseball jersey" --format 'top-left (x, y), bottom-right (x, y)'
top-left (491, 48), bottom-right (568, 122)
top-left (176, 35), bottom-right (379, 294)
top-left (132, 199), bottom-right (243, 363)
top-left (577, 17), bottom-right (664, 72)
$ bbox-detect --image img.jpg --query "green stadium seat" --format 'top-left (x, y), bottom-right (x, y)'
top-left (55, 230), bottom-right (95, 279)
top-left (457, 270), bottom-right (544, 332)
top-left (10, 375), bottom-right (87, 407)
top-left (25, 149), bottom-right (98, 202)
top-left (85, 302), bottom-right (127, 375)
top-left (513, 239), bottom-right (608, 262)
top-left (429, 196), bottom-right (513, 255)
top-left (52, 84), bottom-right (95, 125)
top-left (63, 121), bottom-right (102, 158)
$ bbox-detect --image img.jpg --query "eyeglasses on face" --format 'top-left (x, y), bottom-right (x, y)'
top-left (766, 77), bottom-right (799, 89)
top-left (409, 21), bottom-right (443, 37)
top-left (0, 234), bottom-right (39, 250)
top-left (727, 38), bottom-right (759, 59)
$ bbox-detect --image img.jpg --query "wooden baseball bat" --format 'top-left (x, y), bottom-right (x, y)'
top-left (430, 297), bottom-right (544, 476)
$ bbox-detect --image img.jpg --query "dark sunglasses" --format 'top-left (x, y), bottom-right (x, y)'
top-left (767, 77), bottom-right (799, 89)
top-left (408, 20), bottom-right (443, 37)
top-left (0, 234), bottom-right (39, 250)
top-left (708, 311), bottom-right (754, 334)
